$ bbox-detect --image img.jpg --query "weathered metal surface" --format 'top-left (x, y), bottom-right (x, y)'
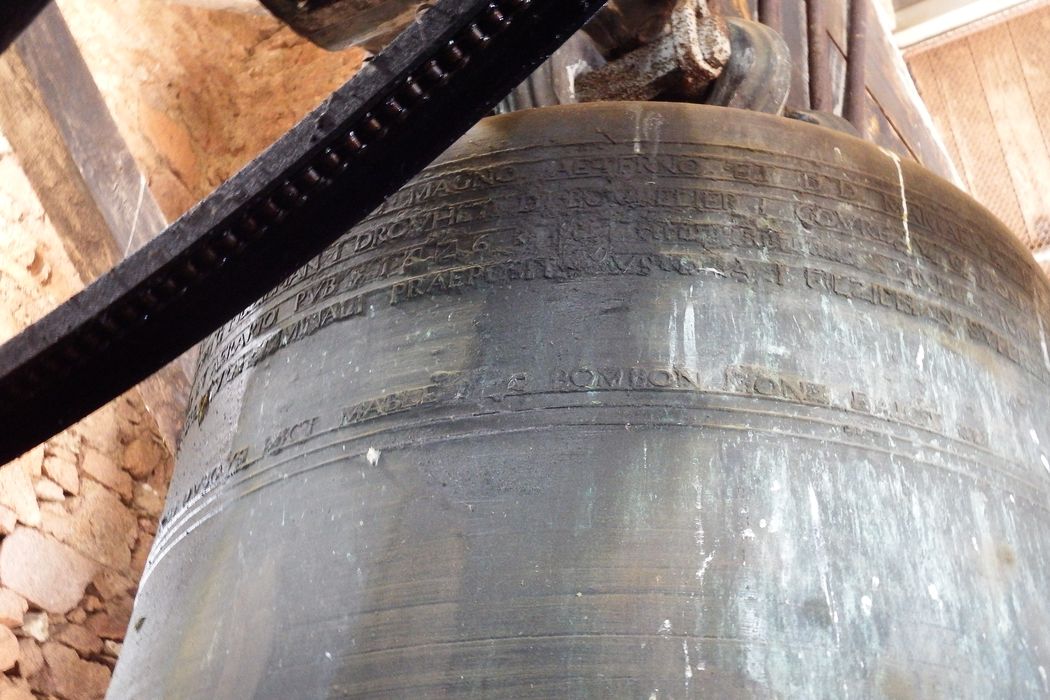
top-left (0, 0), bottom-right (609, 466)
top-left (113, 103), bottom-right (1050, 698)
top-left (704, 17), bottom-right (791, 114)
top-left (785, 106), bottom-right (861, 135)
top-left (576, 0), bottom-right (730, 102)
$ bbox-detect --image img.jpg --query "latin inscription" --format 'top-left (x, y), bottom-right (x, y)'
top-left (187, 295), bottom-right (366, 427)
top-left (849, 390), bottom-right (941, 432)
top-left (263, 417), bottom-right (319, 457)
top-left (164, 141), bottom-right (1050, 540)
top-left (725, 365), bottom-right (830, 406)
top-left (163, 355), bottom-right (1021, 535)
top-left (188, 146), bottom-right (1050, 421)
top-left (340, 385), bottom-right (442, 426)
top-left (519, 185), bottom-right (741, 214)
top-left (551, 365), bottom-right (701, 391)
top-left (159, 445), bottom-right (250, 531)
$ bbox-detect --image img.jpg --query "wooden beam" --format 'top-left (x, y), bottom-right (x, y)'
top-left (0, 3), bottom-right (190, 454)
top-left (163, 0), bottom-right (268, 14)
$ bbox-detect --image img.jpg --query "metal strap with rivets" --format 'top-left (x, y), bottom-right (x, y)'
top-left (0, 0), bottom-right (609, 463)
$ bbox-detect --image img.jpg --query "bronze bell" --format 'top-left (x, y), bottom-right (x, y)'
top-left (109, 103), bottom-right (1050, 697)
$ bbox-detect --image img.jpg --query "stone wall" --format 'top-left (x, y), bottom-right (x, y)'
top-left (0, 136), bottom-right (173, 700)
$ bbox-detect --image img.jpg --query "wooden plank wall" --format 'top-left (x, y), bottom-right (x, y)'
top-left (908, 4), bottom-right (1050, 270)
top-left (714, 0), bottom-right (956, 182)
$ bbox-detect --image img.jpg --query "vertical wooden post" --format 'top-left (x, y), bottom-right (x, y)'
top-left (807, 0), bottom-right (832, 110)
top-left (844, 0), bottom-right (869, 128)
top-left (759, 0), bottom-right (783, 35)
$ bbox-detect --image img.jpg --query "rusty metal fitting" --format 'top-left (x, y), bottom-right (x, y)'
top-left (575, 0), bottom-right (730, 103)
top-left (704, 18), bottom-right (792, 115)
